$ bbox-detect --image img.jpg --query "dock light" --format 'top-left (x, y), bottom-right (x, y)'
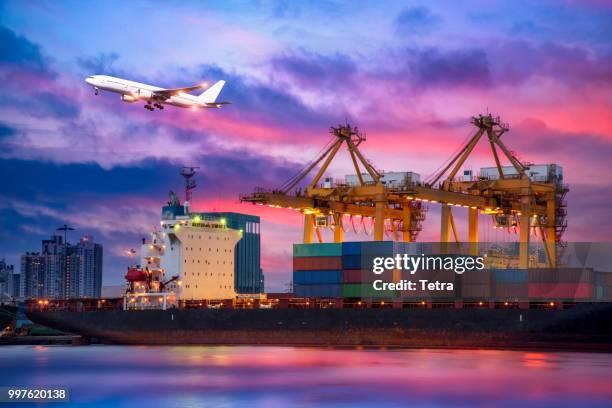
top-left (549, 301), bottom-right (555, 307)
top-left (421, 301), bottom-right (426, 306)
top-left (306, 301), bottom-right (310, 305)
top-left (504, 302), bottom-right (509, 306)
top-left (130, 298), bottom-right (136, 303)
top-left (358, 301), bottom-right (362, 306)
top-left (220, 218), bottom-right (226, 225)
top-left (380, 301), bottom-right (385, 306)
top-left (38, 300), bottom-right (43, 305)
top-left (478, 301), bottom-right (484, 306)
top-left (158, 298), bottom-right (163, 303)
top-left (193, 215), bottom-right (201, 223)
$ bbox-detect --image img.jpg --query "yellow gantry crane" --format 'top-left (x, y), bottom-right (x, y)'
top-left (423, 114), bottom-right (567, 267)
top-left (241, 123), bottom-right (426, 243)
top-left (240, 115), bottom-right (568, 268)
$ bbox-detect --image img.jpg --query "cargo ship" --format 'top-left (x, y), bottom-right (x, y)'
top-left (26, 236), bottom-right (612, 350)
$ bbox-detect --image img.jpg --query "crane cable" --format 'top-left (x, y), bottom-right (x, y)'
top-left (277, 136), bottom-right (336, 192)
top-left (423, 125), bottom-right (476, 185)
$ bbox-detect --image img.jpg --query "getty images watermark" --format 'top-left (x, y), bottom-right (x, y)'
top-left (371, 254), bottom-right (486, 291)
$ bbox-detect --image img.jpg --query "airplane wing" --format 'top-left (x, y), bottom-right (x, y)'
top-left (153, 83), bottom-right (208, 98)
top-left (202, 101), bottom-right (232, 108)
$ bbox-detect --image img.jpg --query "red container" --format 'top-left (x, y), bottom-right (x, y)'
top-left (529, 268), bottom-right (593, 284)
top-left (528, 282), bottom-right (593, 299)
top-left (342, 269), bottom-right (362, 283)
top-left (494, 282), bottom-right (528, 300)
top-left (293, 256), bottom-right (342, 271)
top-left (462, 284), bottom-right (491, 298)
top-left (343, 269), bottom-right (395, 283)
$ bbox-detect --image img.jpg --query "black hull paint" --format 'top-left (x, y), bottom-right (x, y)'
top-left (28, 304), bottom-right (612, 350)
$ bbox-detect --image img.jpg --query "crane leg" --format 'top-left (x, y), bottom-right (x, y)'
top-left (402, 205), bottom-right (412, 242)
top-left (303, 214), bottom-right (314, 243)
top-left (546, 199), bottom-right (556, 267)
top-left (374, 195), bottom-right (385, 241)
top-left (468, 207), bottom-right (478, 255)
top-left (519, 195), bottom-right (531, 268)
top-left (333, 213), bottom-right (343, 243)
top-left (440, 204), bottom-right (452, 254)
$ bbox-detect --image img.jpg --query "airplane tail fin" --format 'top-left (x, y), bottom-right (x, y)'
top-left (198, 80), bottom-right (226, 104)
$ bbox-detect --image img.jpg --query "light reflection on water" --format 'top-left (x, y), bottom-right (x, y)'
top-left (1, 346), bottom-right (611, 408)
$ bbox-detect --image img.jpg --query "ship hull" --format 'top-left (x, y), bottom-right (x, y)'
top-left (0, 305), bottom-right (17, 330)
top-left (27, 304), bottom-right (612, 350)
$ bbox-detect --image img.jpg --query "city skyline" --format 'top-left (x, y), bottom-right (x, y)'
top-left (0, 1), bottom-right (611, 290)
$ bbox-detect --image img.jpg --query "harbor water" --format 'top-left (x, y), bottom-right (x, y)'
top-left (1, 346), bottom-right (611, 407)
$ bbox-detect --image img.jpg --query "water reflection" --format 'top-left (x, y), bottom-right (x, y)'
top-left (1, 346), bottom-right (611, 407)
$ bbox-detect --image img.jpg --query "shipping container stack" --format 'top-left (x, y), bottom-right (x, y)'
top-left (483, 268), bottom-right (597, 303)
top-left (294, 241), bottom-right (437, 300)
top-left (293, 242), bottom-right (603, 304)
top-left (341, 241), bottom-right (398, 299)
top-left (293, 243), bottom-right (343, 298)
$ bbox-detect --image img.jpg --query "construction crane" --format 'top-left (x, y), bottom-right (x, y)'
top-left (240, 123), bottom-right (426, 243)
top-left (240, 115), bottom-right (568, 268)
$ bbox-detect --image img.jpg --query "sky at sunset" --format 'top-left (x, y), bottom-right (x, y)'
top-left (0, 1), bottom-right (611, 290)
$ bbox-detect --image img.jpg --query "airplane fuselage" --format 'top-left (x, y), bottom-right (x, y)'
top-left (85, 75), bottom-right (226, 110)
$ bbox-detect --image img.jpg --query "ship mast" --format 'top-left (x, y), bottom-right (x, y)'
top-left (180, 166), bottom-right (200, 213)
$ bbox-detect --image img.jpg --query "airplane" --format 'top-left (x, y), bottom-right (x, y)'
top-left (84, 75), bottom-right (229, 111)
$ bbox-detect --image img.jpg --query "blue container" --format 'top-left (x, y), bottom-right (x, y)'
top-left (342, 241), bottom-right (362, 256)
top-left (494, 269), bottom-right (528, 283)
top-left (360, 241), bottom-right (394, 255)
top-left (293, 270), bottom-right (342, 285)
top-left (594, 272), bottom-right (606, 286)
top-left (294, 284), bottom-right (342, 298)
top-left (342, 255), bottom-right (362, 270)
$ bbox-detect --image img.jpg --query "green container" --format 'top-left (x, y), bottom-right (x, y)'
top-left (342, 283), bottom-right (396, 298)
top-left (293, 243), bottom-right (343, 257)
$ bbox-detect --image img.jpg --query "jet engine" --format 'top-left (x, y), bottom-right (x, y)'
top-left (121, 94), bottom-right (138, 103)
top-left (136, 89), bottom-right (154, 100)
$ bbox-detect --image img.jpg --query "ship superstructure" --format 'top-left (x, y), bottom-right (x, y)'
top-left (124, 188), bottom-right (242, 309)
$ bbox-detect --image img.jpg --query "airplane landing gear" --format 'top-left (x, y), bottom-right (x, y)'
top-left (153, 103), bottom-right (164, 110)
top-left (144, 104), bottom-right (154, 111)
top-left (94, 87), bottom-right (99, 95)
